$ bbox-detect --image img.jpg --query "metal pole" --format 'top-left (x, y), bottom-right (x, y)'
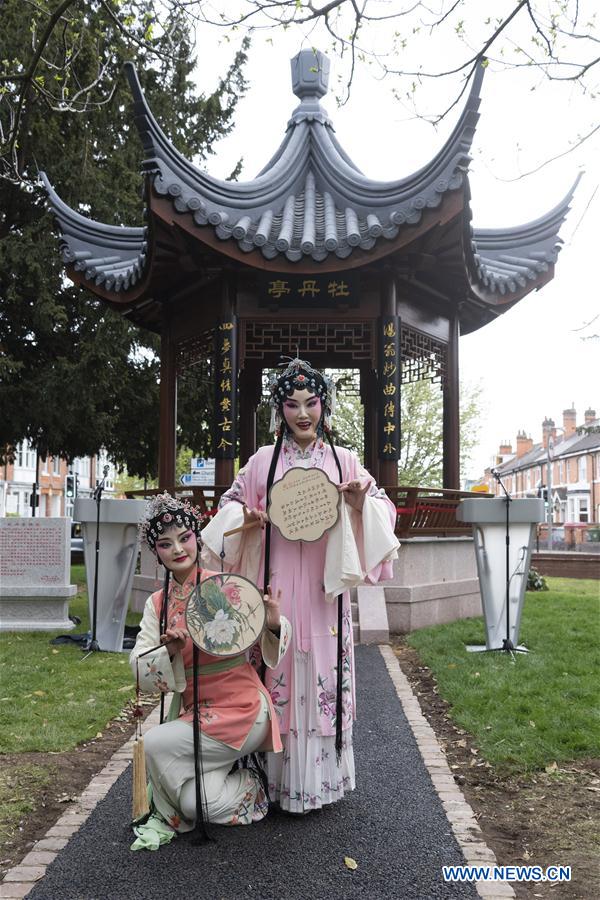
top-left (31, 448), bottom-right (39, 517)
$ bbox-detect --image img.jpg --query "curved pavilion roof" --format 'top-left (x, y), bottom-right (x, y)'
top-left (41, 49), bottom-right (579, 333)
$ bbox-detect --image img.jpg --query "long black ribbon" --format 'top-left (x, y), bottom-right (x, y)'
top-left (158, 568), bottom-right (170, 725)
top-left (325, 430), bottom-right (345, 764)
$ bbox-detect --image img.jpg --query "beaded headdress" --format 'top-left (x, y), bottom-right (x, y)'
top-left (140, 492), bottom-right (205, 552)
top-left (267, 358), bottom-right (336, 434)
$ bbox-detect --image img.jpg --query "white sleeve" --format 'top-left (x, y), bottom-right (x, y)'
top-left (259, 615), bottom-right (292, 669)
top-left (129, 597), bottom-right (186, 694)
top-left (360, 494), bottom-right (400, 572)
top-left (201, 505), bottom-right (263, 584)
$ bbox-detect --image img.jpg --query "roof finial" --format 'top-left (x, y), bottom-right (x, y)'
top-left (291, 48), bottom-right (330, 100)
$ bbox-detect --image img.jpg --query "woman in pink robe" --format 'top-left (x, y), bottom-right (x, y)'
top-left (202, 360), bottom-right (399, 814)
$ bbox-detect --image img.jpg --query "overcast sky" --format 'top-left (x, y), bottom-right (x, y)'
top-left (190, 13), bottom-right (598, 478)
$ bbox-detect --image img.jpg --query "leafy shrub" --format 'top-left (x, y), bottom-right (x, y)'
top-left (527, 567), bottom-right (549, 591)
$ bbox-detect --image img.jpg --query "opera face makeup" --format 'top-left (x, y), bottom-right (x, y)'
top-left (283, 389), bottom-right (322, 447)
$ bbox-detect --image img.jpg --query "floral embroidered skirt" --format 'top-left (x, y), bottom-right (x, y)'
top-left (266, 651), bottom-right (356, 813)
top-left (143, 694), bottom-right (271, 830)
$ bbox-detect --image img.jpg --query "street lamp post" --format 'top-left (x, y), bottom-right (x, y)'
top-left (546, 426), bottom-right (565, 552)
top-left (547, 437), bottom-right (554, 551)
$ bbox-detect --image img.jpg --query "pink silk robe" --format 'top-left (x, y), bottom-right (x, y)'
top-left (202, 440), bottom-right (398, 741)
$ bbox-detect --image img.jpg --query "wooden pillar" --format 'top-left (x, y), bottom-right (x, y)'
top-left (360, 366), bottom-right (378, 481)
top-left (378, 272), bottom-right (399, 487)
top-left (239, 361), bottom-right (262, 467)
top-left (443, 313), bottom-right (460, 489)
top-left (158, 313), bottom-right (177, 489)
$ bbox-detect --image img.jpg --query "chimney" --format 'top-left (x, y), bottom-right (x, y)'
top-left (562, 405), bottom-right (576, 438)
top-left (498, 441), bottom-right (512, 456)
top-left (516, 430), bottom-right (533, 457)
top-left (585, 407), bottom-right (597, 426)
top-left (542, 417), bottom-right (556, 450)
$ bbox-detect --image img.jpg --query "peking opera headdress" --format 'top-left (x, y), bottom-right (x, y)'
top-left (267, 358), bottom-right (336, 435)
top-left (140, 492), bottom-right (206, 554)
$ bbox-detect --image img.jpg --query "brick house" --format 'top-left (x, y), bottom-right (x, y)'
top-left (481, 406), bottom-right (600, 525)
top-left (0, 439), bottom-right (116, 518)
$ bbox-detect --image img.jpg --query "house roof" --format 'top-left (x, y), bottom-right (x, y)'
top-left (494, 429), bottom-right (600, 475)
top-left (40, 48), bottom-right (579, 325)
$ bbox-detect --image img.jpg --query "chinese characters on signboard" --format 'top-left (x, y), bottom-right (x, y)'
top-left (378, 315), bottom-right (400, 460)
top-left (258, 274), bottom-right (358, 308)
top-left (214, 319), bottom-right (237, 459)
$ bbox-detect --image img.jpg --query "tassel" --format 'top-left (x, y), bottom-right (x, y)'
top-left (132, 659), bottom-right (150, 822)
top-left (132, 737), bottom-right (150, 822)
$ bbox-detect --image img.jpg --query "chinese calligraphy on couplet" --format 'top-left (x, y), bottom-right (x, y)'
top-left (379, 315), bottom-right (400, 461)
top-left (214, 319), bottom-right (237, 459)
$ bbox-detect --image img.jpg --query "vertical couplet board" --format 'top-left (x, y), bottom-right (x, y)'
top-left (378, 315), bottom-right (401, 461)
top-left (214, 317), bottom-right (237, 460)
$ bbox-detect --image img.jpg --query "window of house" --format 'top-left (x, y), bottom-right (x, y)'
top-left (579, 498), bottom-right (589, 523)
top-left (16, 441), bottom-right (36, 470)
top-left (53, 457), bottom-right (61, 475)
top-left (578, 456), bottom-right (587, 482)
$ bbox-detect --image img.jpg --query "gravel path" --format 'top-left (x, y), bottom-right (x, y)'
top-left (27, 646), bottom-right (478, 899)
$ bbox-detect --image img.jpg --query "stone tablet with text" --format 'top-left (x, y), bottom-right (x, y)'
top-left (268, 467), bottom-right (340, 542)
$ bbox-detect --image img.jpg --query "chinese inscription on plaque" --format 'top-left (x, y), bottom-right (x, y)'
top-left (268, 468), bottom-right (340, 542)
top-left (379, 315), bottom-right (400, 460)
top-left (214, 319), bottom-right (237, 459)
top-left (259, 274), bottom-right (358, 308)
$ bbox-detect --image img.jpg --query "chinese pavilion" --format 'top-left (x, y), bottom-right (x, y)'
top-left (41, 50), bottom-right (578, 490)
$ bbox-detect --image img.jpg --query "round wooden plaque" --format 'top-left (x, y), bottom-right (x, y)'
top-left (268, 467), bottom-right (340, 542)
top-left (185, 573), bottom-right (265, 658)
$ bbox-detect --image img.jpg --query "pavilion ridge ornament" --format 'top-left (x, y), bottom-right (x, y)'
top-left (214, 319), bottom-right (237, 460)
top-left (378, 316), bottom-right (401, 461)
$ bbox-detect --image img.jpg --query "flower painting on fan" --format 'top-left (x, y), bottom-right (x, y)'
top-left (185, 574), bottom-right (265, 657)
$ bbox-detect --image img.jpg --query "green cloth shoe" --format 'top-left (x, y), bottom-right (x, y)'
top-left (131, 813), bottom-right (176, 851)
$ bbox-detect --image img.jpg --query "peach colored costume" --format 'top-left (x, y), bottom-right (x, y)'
top-left (130, 568), bottom-right (291, 830)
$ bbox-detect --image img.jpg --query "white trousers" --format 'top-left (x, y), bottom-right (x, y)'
top-left (144, 693), bottom-right (271, 829)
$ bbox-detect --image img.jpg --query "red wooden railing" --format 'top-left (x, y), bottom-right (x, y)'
top-left (125, 484), bottom-right (490, 538)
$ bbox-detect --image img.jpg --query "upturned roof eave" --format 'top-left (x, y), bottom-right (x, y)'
top-left (125, 58), bottom-right (484, 216)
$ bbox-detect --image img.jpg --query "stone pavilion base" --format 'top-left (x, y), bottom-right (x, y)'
top-left (383, 536), bottom-right (481, 633)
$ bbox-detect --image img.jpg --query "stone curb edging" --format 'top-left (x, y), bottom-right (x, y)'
top-left (0, 705), bottom-right (162, 900)
top-left (378, 645), bottom-right (516, 900)
top-left (1, 653), bottom-right (517, 900)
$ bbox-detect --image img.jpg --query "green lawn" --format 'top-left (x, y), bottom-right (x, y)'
top-left (0, 565), bottom-right (143, 753)
top-left (406, 577), bottom-right (600, 774)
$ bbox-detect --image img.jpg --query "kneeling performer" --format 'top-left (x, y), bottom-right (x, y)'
top-left (130, 493), bottom-right (290, 849)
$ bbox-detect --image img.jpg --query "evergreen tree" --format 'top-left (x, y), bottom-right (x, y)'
top-left (0, 1), bottom-right (247, 477)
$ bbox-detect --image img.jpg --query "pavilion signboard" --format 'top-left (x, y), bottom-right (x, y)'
top-left (259, 273), bottom-right (359, 309)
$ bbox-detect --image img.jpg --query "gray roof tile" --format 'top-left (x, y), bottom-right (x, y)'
top-left (40, 49), bottom-right (578, 301)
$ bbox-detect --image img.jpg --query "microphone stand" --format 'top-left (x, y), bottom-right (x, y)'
top-left (83, 465), bottom-right (109, 656)
top-left (492, 470), bottom-right (528, 657)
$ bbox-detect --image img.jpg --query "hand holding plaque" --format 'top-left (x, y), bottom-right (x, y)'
top-left (268, 467), bottom-right (340, 542)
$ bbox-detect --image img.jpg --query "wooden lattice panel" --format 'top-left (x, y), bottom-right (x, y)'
top-left (177, 328), bottom-right (214, 375)
top-left (401, 327), bottom-right (446, 386)
top-left (243, 322), bottom-right (373, 360)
